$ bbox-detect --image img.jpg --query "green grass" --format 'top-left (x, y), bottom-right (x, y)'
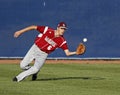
top-left (0, 63), bottom-right (120, 95)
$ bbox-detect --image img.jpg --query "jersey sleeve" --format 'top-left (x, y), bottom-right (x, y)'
top-left (60, 41), bottom-right (68, 50)
top-left (37, 26), bottom-right (46, 33)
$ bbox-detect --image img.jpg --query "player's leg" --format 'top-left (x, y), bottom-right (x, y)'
top-left (13, 66), bottom-right (39, 82)
top-left (32, 50), bottom-right (48, 81)
top-left (13, 44), bottom-right (48, 82)
top-left (20, 44), bottom-right (36, 70)
top-left (14, 52), bottom-right (48, 82)
top-left (13, 44), bottom-right (36, 82)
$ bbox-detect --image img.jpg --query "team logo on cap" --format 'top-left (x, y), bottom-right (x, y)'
top-left (62, 24), bottom-right (65, 27)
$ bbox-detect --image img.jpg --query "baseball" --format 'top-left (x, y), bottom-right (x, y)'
top-left (83, 38), bottom-right (87, 42)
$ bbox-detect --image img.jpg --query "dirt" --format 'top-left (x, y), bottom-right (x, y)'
top-left (0, 59), bottom-right (120, 64)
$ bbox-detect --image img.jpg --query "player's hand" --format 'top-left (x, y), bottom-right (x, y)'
top-left (76, 43), bottom-right (86, 55)
top-left (14, 31), bottom-right (21, 38)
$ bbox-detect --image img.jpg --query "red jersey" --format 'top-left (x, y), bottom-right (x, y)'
top-left (35, 26), bottom-right (68, 54)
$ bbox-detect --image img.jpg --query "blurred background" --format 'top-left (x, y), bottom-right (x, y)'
top-left (0, 0), bottom-right (120, 59)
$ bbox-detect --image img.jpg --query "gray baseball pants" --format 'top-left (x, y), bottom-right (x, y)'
top-left (16, 44), bottom-right (48, 82)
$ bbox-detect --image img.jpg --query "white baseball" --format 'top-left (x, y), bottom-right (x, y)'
top-left (83, 38), bottom-right (87, 42)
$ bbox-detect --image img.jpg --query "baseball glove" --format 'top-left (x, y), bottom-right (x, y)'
top-left (76, 43), bottom-right (86, 55)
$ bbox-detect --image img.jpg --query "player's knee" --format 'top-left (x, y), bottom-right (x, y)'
top-left (20, 61), bottom-right (31, 70)
top-left (20, 63), bottom-right (26, 70)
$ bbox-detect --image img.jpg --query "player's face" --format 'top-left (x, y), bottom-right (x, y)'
top-left (58, 27), bottom-right (66, 35)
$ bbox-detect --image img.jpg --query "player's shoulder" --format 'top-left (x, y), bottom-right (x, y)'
top-left (46, 26), bottom-right (55, 34)
top-left (58, 36), bottom-right (66, 42)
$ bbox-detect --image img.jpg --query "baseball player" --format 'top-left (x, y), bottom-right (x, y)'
top-left (13, 22), bottom-right (77, 82)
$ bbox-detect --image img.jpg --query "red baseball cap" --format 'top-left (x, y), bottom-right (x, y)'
top-left (57, 22), bottom-right (67, 29)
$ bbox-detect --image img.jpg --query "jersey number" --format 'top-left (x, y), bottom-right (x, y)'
top-left (47, 45), bottom-right (52, 50)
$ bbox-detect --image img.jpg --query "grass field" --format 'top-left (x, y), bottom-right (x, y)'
top-left (0, 62), bottom-right (120, 95)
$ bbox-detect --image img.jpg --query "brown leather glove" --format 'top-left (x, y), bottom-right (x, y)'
top-left (76, 43), bottom-right (86, 55)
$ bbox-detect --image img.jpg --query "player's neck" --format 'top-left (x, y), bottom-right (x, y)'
top-left (54, 30), bottom-right (60, 37)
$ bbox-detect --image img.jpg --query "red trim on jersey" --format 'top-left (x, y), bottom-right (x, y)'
top-left (35, 26), bottom-right (68, 54)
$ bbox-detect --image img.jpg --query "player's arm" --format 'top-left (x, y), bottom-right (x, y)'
top-left (14, 25), bottom-right (37, 38)
top-left (64, 49), bottom-right (76, 56)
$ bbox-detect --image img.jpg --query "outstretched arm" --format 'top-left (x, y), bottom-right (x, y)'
top-left (64, 49), bottom-right (76, 56)
top-left (64, 43), bottom-right (86, 56)
top-left (14, 25), bottom-right (37, 38)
